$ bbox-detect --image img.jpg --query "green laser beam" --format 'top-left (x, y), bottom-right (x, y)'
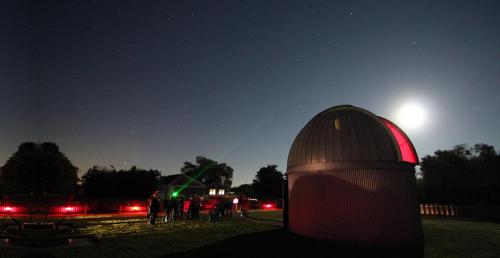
top-left (170, 113), bottom-right (270, 198)
top-left (171, 161), bottom-right (217, 197)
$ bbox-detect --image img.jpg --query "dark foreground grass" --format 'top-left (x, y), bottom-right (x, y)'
top-left (247, 210), bottom-right (500, 258)
top-left (423, 218), bottom-right (500, 258)
top-left (1, 214), bottom-right (274, 258)
top-left (1, 211), bottom-right (500, 258)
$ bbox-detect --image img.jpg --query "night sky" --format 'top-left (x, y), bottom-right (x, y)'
top-left (1, 0), bottom-right (500, 185)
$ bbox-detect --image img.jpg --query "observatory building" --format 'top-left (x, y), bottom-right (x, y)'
top-left (287, 105), bottom-right (422, 244)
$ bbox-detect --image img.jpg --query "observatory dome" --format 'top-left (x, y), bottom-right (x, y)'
top-left (287, 105), bottom-right (417, 170)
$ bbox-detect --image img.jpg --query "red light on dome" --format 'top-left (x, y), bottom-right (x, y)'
top-left (381, 118), bottom-right (418, 164)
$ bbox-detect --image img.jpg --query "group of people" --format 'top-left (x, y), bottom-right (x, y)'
top-left (162, 193), bottom-right (201, 222)
top-left (207, 196), bottom-right (234, 223)
top-left (146, 190), bottom-right (201, 225)
top-left (146, 190), bottom-right (248, 225)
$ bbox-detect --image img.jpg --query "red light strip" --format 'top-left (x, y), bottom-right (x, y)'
top-left (380, 118), bottom-right (418, 164)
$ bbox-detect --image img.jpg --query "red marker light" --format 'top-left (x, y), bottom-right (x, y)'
top-left (262, 203), bottom-right (273, 209)
top-left (57, 205), bottom-right (81, 213)
top-left (1, 206), bottom-right (16, 213)
top-left (123, 204), bottom-right (145, 212)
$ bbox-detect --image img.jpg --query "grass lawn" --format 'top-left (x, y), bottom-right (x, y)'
top-left (1, 213), bottom-right (274, 258)
top-left (246, 210), bottom-right (500, 258)
top-left (1, 211), bottom-right (500, 258)
top-left (246, 209), bottom-right (284, 222)
top-left (423, 218), bottom-right (500, 258)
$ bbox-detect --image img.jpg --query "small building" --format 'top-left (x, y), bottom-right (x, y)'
top-left (159, 174), bottom-right (206, 198)
top-left (287, 105), bottom-right (422, 246)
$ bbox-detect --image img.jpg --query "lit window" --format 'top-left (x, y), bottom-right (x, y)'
top-left (209, 189), bottom-right (216, 195)
top-left (218, 189), bottom-right (225, 195)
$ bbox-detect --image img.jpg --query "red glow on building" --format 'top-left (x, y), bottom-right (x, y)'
top-left (381, 118), bottom-right (418, 164)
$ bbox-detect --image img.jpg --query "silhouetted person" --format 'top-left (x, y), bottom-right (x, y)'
top-left (183, 198), bottom-right (191, 219)
top-left (178, 194), bottom-right (185, 219)
top-left (240, 195), bottom-right (249, 217)
top-left (190, 195), bottom-right (201, 220)
top-left (172, 196), bottom-right (179, 220)
top-left (163, 195), bottom-right (174, 222)
top-left (209, 197), bottom-right (220, 223)
top-left (147, 190), bottom-right (160, 225)
top-left (224, 198), bottom-right (233, 217)
top-left (216, 196), bottom-right (225, 219)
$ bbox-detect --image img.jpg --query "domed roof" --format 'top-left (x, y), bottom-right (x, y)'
top-left (287, 105), bottom-right (418, 169)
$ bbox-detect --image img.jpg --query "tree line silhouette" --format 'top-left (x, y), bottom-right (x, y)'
top-left (419, 143), bottom-right (500, 205)
top-left (1, 142), bottom-right (499, 205)
top-left (230, 164), bottom-right (286, 201)
top-left (82, 166), bottom-right (160, 198)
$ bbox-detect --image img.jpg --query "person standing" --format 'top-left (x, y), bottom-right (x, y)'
top-left (163, 195), bottom-right (174, 222)
top-left (190, 195), bottom-right (201, 220)
top-left (225, 198), bottom-right (233, 217)
top-left (216, 196), bottom-right (225, 219)
top-left (172, 194), bottom-right (179, 220)
top-left (183, 197), bottom-right (191, 219)
top-left (240, 195), bottom-right (248, 217)
top-left (147, 190), bottom-right (161, 225)
top-left (178, 194), bottom-right (185, 219)
top-left (209, 197), bottom-right (220, 223)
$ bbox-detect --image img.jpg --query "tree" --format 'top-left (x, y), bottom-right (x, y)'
top-left (81, 166), bottom-right (115, 197)
top-left (252, 164), bottom-right (285, 200)
top-left (82, 166), bottom-right (161, 198)
top-left (0, 142), bottom-right (78, 195)
top-left (181, 156), bottom-right (233, 189)
top-left (420, 143), bottom-right (500, 205)
top-left (231, 183), bottom-right (253, 196)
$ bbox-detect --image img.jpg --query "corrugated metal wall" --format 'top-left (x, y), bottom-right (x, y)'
top-left (288, 168), bottom-right (422, 243)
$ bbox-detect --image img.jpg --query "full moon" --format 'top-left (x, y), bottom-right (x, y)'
top-left (397, 103), bottom-right (426, 130)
